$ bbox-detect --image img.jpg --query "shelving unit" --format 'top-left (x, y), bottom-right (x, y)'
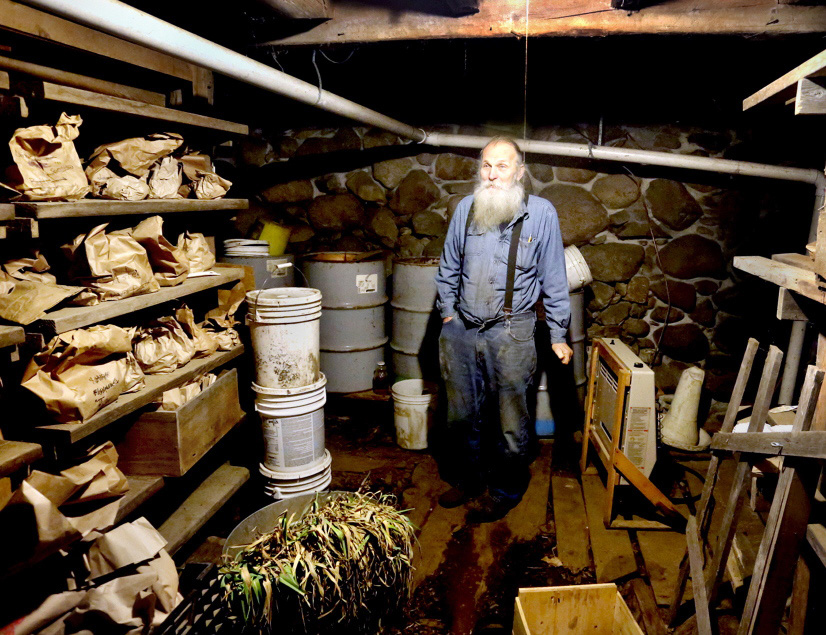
top-left (0, 325), bottom-right (24, 349)
top-left (33, 264), bottom-right (245, 335)
top-left (34, 345), bottom-right (244, 444)
top-left (14, 198), bottom-right (249, 219)
top-left (0, 439), bottom-right (42, 478)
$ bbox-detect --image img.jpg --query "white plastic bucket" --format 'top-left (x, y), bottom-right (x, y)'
top-left (259, 450), bottom-right (333, 501)
top-left (391, 379), bottom-right (437, 450)
top-left (255, 375), bottom-right (327, 472)
top-left (565, 245), bottom-right (593, 291)
top-left (247, 288), bottom-right (322, 388)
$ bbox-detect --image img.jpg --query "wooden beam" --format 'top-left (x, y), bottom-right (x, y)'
top-left (12, 81), bottom-right (247, 135)
top-left (0, 440), bottom-right (42, 478)
top-left (795, 77), bottom-right (826, 114)
top-left (264, 0), bottom-right (332, 19)
top-left (778, 288), bottom-right (808, 321)
top-left (0, 54), bottom-right (165, 106)
top-left (686, 516), bottom-right (713, 635)
top-left (711, 431), bottom-right (826, 458)
top-left (744, 48), bottom-right (826, 111)
top-left (734, 256), bottom-right (826, 306)
top-left (261, 0), bottom-right (826, 45)
top-left (14, 198), bottom-right (248, 220)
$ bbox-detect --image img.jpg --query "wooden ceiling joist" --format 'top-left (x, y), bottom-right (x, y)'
top-left (744, 48), bottom-right (826, 111)
top-left (261, 0), bottom-right (826, 46)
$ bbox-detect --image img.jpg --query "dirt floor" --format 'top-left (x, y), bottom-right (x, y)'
top-left (187, 396), bottom-right (772, 634)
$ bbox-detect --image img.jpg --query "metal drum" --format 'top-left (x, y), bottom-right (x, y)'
top-left (390, 257), bottom-right (441, 381)
top-left (219, 254), bottom-right (294, 289)
top-left (301, 252), bottom-right (388, 393)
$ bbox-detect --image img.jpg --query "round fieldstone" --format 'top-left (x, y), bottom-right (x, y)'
top-left (587, 324), bottom-right (622, 340)
top-left (580, 243), bottom-right (645, 282)
top-left (651, 306), bottom-right (685, 323)
top-left (296, 128), bottom-right (361, 156)
top-left (435, 153), bottom-right (478, 181)
top-left (653, 133), bottom-right (681, 150)
top-left (649, 278), bottom-right (696, 311)
top-left (652, 323), bottom-right (709, 362)
top-left (423, 236), bottom-right (445, 258)
top-left (346, 171), bottom-right (387, 204)
top-left (315, 174), bottom-right (346, 194)
top-left (555, 166), bottom-right (597, 183)
top-left (690, 299), bottom-right (716, 327)
top-left (660, 235), bottom-right (725, 279)
top-left (369, 208), bottom-right (399, 247)
top-left (398, 234), bottom-right (427, 258)
top-left (239, 137), bottom-right (271, 167)
top-left (446, 194), bottom-right (466, 223)
top-left (599, 302), bottom-right (632, 326)
top-left (271, 136), bottom-right (299, 160)
top-left (695, 280), bottom-right (719, 296)
top-left (630, 303), bottom-right (647, 318)
top-left (625, 276), bottom-right (649, 304)
top-left (362, 128), bottom-right (401, 149)
top-left (609, 200), bottom-right (670, 239)
top-left (645, 179), bottom-right (702, 230)
top-left (413, 211), bottom-right (447, 237)
top-left (445, 182), bottom-right (476, 195)
top-left (417, 153), bottom-right (435, 166)
top-left (374, 157), bottom-right (415, 189)
top-left (528, 163), bottom-right (555, 182)
top-left (588, 281), bottom-right (615, 311)
top-left (390, 170), bottom-right (441, 216)
top-left (333, 235), bottom-right (368, 251)
top-left (655, 360), bottom-right (692, 393)
top-left (289, 224), bottom-right (315, 243)
top-left (714, 316), bottom-right (749, 354)
top-left (260, 179), bottom-right (314, 204)
top-left (539, 184), bottom-right (609, 245)
top-left (308, 193), bottom-right (365, 231)
top-left (688, 131), bottom-right (729, 153)
top-left (592, 175), bottom-right (640, 209)
top-left (623, 318), bottom-right (650, 337)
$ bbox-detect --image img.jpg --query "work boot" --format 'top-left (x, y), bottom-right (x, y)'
top-left (465, 494), bottom-right (517, 524)
top-left (438, 484), bottom-right (484, 508)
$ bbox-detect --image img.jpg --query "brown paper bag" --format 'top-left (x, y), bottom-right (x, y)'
top-left (193, 171), bottom-right (232, 199)
top-left (63, 223), bottom-right (160, 305)
top-left (86, 132), bottom-right (183, 178)
top-left (100, 175), bottom-right (150, 201)
top-left (133, 316), bottom-right (195, 374)
top-left (148, 156), bottom-right (183, 199)
top-left (3, 250), bottom-right (56, 284)
top-left (8, 113), bottom-right (90, 201)
top-left (21, 325), bottom-right (146, 422)
top-left (180, 153), bottom-right (212, 181)
top-left (205, 281), bottom-right (246, 328)
top-left (159, 373), bottom-right (216, 410)
top-left (175, 304), bottom-right (218, 358)
top-left (177, 231), bottom-right (215, 273)
top-left (130, 215), bottom-right (189, 286)
top-left (0, 278), bottom-right (84, 325)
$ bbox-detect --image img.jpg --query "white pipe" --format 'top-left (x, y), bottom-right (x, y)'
top-left (20, 0), bottom-right (427, 141)
top-left (569, 290), bottom-right (586, 387)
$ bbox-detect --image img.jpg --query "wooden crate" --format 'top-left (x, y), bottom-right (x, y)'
top-left (117, 369), bottom-right (244, 477)
top-left (514, 583), bottom-right (643, 635)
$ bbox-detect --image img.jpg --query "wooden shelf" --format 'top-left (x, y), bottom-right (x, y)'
top-left (0, 76), bottom-right (247, 135)
top-left (0, 204), bottom-right (13, 221)
top-left (159, 462), bottom-right (249, 555)
top-left (733, 254), bottom-right (826, 306)
top-left (0, 325), bottom-right (24, 349)
top-left (34, 345), bottom-right (244, 444)
top-left (32, 264), bottom-right (245, 335)
top-left (14, 198), bottom-right (248, 220)
top-left (0, 439), bottom-right (42, 478)
top-left (116, 474), bottom-right (165, 523)
top-left (744, 48), bottom-right (826, 111)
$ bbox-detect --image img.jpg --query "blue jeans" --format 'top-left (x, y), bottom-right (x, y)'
top-left (438, 312), bottom-right (537, 505)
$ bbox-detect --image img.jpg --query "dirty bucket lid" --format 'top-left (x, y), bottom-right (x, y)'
top-left (391, 378), bottom-right (438, 398)
top-left (246, 287), bottom-right (322, 307)
top-left (259, 450), bottom-right (332, 480)
top-left (253, 373), bottom-right (326, 396)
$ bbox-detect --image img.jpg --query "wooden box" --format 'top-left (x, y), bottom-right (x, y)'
top-left (514, 584), bottom-right (643, 635)
top-left (117, 369), bottom-right (244, 477)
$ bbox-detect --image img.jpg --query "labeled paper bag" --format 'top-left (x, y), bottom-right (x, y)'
top-left (63, 223), bottom-right (160, 305)
top-left (130, 215), bottom-right (189, 286)
top-left (8, 113), bottom-right (90, 201)
top-left (177, 231), bottom-right (215, 273)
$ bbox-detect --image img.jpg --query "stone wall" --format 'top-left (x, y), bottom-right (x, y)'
top-left (237, 124), bottom-right (811, 400)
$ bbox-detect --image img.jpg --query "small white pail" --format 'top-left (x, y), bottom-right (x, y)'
top-left (259, 450), bottom-right (333, 501)
top-left (391, 379), bottom-right (437, 450)
top-left (564, 245), bottom-right (593, 292)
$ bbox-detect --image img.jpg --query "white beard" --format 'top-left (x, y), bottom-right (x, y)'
top-left (472, 179), bottom-right (525, 233)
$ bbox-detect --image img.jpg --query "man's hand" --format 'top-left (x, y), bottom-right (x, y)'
top-left (443, 316), bottom-right (453, 324)
top-left (552, 342), bottom-right (573, 365)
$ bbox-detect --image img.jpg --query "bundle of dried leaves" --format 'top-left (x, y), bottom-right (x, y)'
top-left (219, 491), bottom-right (416, 633)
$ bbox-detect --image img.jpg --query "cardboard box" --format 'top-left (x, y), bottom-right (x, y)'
top-left (514, 584), bottom-right (643, 635)
top-left (117, 369), bottom-right (243, 476)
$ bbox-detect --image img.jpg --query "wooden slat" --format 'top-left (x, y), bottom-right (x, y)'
top-left (0, 324), bottom-right (24, 349)
top-left (581, 473), bottom-right (637, 582)
top-left (33, 265), bottom-right (245, 335)
top-left (33, 345), bottom-right (244, 444)
top-left (772, 252), bottom-right (817, 272)
top-left (806, 523), bottom-right (826, 568)
top-left (14, 198), bottom-right (248, 220)
top-left (0, 53), bottom-right (164, 105)
top-left (777, 288), bottom-right (808, 321)
top-left (628, 578), bottom-right (667, 635)
top-left (734, 256), bottom-right (826, 306)
top-left (159, 462), bottom-right (249, 555)
top-left (0, 439), bottom-right (42, 478)
top-left (0, 0), bottom-right (198, 83)
top-left (14, 81), bottom-right (247, 135)
top-left (686, 516), bottom-right (713, 635)
top-left (115, 474), bottom-right (164, 523)
top-left (613, 449), bottom-right (684, 524)
top-left (711, 431), bottom-right (826, 458)
top-left (744, 48), bottom-right (826, 111)
top-left (795, 77), bottom-right (826, 115)
top-left (0, 203), bottom-right (13, 221)
top-left (551, 474), bottom-right (591, 571)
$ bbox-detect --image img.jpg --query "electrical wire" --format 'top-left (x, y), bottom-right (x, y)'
top-left (319, 48), bottom-right (357, 64)
top-left (523, 0), bottom-right (530, 140)
top-left (311, 49), bottom-right (323, 104)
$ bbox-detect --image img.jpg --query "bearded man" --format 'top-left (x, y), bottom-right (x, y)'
top-left (434, 136), bottom-right (572, 523)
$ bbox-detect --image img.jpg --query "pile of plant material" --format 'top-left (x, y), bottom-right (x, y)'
top-left (219, 491), bottom-right (416, 634)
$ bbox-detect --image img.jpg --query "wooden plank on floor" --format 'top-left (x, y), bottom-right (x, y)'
top-left (159, 463), bottom-right (249, 555)
top-left (411, 503), bottom-right (467, 589)
top-left (629, 578), bottom-right (668, 635)
top-left (509, 441), bottom-right (552, 542)
top-left (551, 474), bottom-right (591, 571)
top-left (638, 530), bottom-right (689, 606)
top-left (582, 474), bottom-right (637, 582)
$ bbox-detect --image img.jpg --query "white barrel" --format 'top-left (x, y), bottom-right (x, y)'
top-left (259, 450), bottom-right (333, 501)
top-left (247, 288), bottom-right (322, 389)
top-left (391, 379), bottom-right (437, 450)
top-left (302, 252), bottom-right (388, 393)
top-left (390, 257), bottom-right (440, 380)
top-left (254, 374), bottom-right (327, 472)
top-left (565, 245), bottom-right (593, 291)
top-left (220, 254), bottom-right (294, 288)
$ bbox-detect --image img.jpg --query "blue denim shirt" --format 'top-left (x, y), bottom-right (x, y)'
top-left (435, 194), bottom-right (570, 343)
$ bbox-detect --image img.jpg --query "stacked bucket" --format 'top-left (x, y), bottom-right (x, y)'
top-left (246, 288), bottom-right (332, 499)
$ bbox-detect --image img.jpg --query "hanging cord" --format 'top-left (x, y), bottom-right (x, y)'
top-left (269, 49), bottom-right (285, 73)
top-left (311, 49), bottom-right (323, 104)
top-left (522, 0), bottom-right (530, 140)
top-left (319, 48), bottom-right (357, 64)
